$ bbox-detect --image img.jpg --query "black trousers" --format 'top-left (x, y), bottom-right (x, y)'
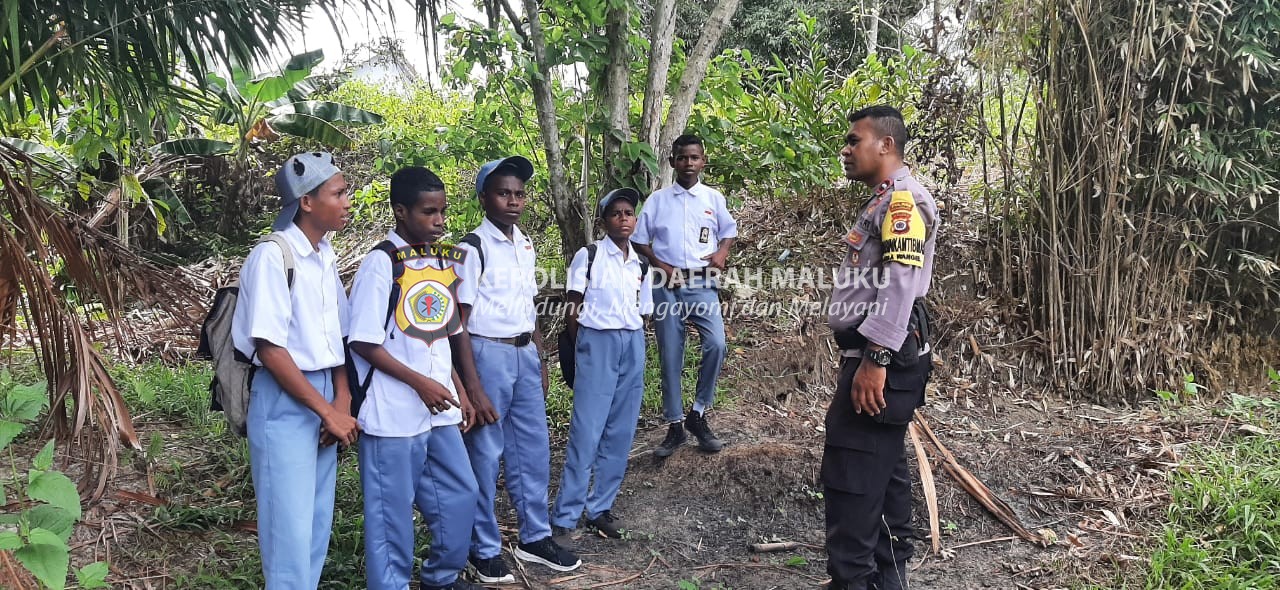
top-left (823, 356), bottom-right (929, 590)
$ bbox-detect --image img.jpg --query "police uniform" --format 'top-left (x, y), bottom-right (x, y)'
top-left (348, 230), bottom-right (478, 590)
top-left (551, 235), bottom-right (654, 530)
top-left (824, 166), bottom-right (938, 590)
top-left (454, 216), bottom-right (554, 558)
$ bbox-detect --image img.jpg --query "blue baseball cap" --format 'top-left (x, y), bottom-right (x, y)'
top-left (475, 156), bottom-right (534, 196)
top-left (273, 151), bottom-right (342, 231)
top-left (597, 187), bottom-right (641, 218)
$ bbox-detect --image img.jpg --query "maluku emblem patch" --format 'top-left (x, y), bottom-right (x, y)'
top-left (395, 264), bottom-right (461, 345)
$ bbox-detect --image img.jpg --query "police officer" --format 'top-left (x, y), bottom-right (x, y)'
top-left (824, 105), bottom-right (938, 590)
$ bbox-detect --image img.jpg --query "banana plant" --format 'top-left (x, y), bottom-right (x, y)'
top-left (153, 50), bottom-right (383, 156)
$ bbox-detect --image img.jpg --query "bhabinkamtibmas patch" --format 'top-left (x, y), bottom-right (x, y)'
top-left (880, 190), bottom-right (925, 267)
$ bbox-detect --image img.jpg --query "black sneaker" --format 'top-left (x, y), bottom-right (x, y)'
top-left (654, 423), bottom-right (687, 457)
top-left (467, 555), bottom-right (515, 584)
top-left (514, 536), bottom-right (582, 572)
top-left (586, 511), bottom-right (625, 539)
top-left (684, 410), bottom-right (723, 452)
top-left (552, 524), bottom-right (577, 549)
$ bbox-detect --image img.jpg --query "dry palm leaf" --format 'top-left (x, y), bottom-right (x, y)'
top-left (908, 421), bottom-right (942, 554)
top-left (913, 413), bottom-right (1041, 544)
top-left (0, 143), bottom-right (195, 501)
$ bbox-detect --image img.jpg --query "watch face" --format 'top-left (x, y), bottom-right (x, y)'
top-left (869, 349), bottom-right (893, 366)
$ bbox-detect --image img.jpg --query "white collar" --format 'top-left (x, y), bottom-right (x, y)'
top-left (280, 223), bottom-right (324, 258)
top-left (477, 217), bottom-right (527, 244)
top-left (599, 237), bottom-right (637, 263)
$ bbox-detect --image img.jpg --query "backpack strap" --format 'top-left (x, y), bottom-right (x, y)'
top-left (240, 233), bottom-right (297, 367)
top-left (583, 244), bottom-right (599, 295)
top-left (460, 232), bottom-right (485, 277)
top-left (259, 233), bottom-right (296, 289)
top-left (358, 240), bottom-right (403, 396)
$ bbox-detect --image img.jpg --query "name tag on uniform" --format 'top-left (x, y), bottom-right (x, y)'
top-left (699, 227), bottom-right (711, 244)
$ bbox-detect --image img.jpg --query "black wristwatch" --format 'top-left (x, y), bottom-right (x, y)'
top-left (865, 347), bottom-right (893, 367)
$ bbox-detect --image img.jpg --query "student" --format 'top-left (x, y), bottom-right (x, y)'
top-left (551, 188), bottom-right (653, 540)
top-left (456, 156), bottom-right (581, 583)
top-left (348, 166), bottom-right (485, 590)
top-left (230, 151), bottom-right (359, 589)
top-left (633, 134), bottom-right (738, 457)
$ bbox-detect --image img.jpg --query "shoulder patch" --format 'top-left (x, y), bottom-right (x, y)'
top-left (880, 190), bottom-right (926, 267)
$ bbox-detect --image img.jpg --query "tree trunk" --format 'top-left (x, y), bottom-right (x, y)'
top-left (601, 2), bottom-right (633, 189)
top-left (867, 0), bottom-right (881, 56)
top-left (639, 0), bottom-right (677, 192)
top-left (654, 0), bottom-right (742, 187)
top-left (518, 0), bottom-right (589, 260)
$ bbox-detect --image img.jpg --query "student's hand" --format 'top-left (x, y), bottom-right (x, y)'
top-left (701, 249), bottom-right (729, 271)
top-left (333, 390), bottom-right (353, 417)
top-left (321, 410), bottom-right (360, 447)
top-left (656, 262), bottom-right (683, 288)
top-left (460, 394), bottom-right (476, 433)
top-left (414, 376), bottom-right (459, 414)
top-left (467, 382), bottom-right (500, 425)
top-left (850, 362), bottom-right (887, 416)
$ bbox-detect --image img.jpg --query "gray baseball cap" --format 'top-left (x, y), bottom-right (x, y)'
top-left (597, 187), bottom-right (641, 217)
top-left (475, 156), bottom-right (534, 196)
top-left (273, 151), bottom-right (342, 231)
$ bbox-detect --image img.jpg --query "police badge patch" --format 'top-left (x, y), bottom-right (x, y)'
top-left (880, 191), bottom-right (926, 267)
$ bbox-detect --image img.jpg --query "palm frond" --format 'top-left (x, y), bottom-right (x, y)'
top-left (0, 144), bottom-right (193, 500)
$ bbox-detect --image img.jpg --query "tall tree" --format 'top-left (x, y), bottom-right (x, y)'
top-left (518, 0), bottom-right (592, 260)
top-left (651, 0), bottom-right (741, 189)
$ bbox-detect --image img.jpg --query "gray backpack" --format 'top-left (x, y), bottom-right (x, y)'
top-left (197, 234), bottom-right (295, 437)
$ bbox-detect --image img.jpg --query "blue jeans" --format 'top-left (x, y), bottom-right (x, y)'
top-left (651, 282), bottom-right (726, 423)
top-left (464, 338), bottom-right (552, 558)
top-left (552, 327), bottom-right (645, 527)
top-left (360, 426), bottom-right (478, 589)
top-left (247, 368), bottom-right (337, 590)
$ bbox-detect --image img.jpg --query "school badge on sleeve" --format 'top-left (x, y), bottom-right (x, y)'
top-left (395, 264), bottom-right (462, 344)
top-left (880, 190), bottom-right (926, 267)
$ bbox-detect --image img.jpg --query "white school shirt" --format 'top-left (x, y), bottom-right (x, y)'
top-left (632, 181), bottom-right (739, 269)
top-left (347, 231), bottom-right (463, 437)
top-left (231, 223), bottom-right (348, 370)
top-left (567, 238), bottom-right (654, 331)
top-left (455, 218), bottom-right (538, 338)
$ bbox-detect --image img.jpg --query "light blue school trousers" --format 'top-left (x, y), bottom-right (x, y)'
top-left (552, 327), bottom-right (645, 528)
top-left (463, 338), bottom-right (553, 558)
top-left (651, 279), bottom-right (726, 423)
top-left (360, 425), bottom-right (478, 589)
top-left (247, 368), bottom-right (337, 590)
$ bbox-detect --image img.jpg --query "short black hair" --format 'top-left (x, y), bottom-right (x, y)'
top-left (848, 105), bottom-right (908, 157)
top-left (672, 134), bottom-right (704, 154)
top-left (390, 166), bottom-right (446, 208)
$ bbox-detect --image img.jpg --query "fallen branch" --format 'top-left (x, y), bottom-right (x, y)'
top-left (908, 422), bottom-right (941, 555)
top-left (948, 536), bottom-right (1018, 550)
top-left (748, 541), bottom-right (822, 553)
top-left (549, 573), bottom-right (589, 585)
top-left (914, 413), bottom-right (1041, 544)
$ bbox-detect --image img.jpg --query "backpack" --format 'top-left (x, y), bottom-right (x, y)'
top-left (459, 232), bottom-right (486, 276)
top-left (198, 234), bottom-right (295, 437)
top-left (557, 244), bottom-right (649, 388)
top-left (344, 240), bottom-right (402, 418)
